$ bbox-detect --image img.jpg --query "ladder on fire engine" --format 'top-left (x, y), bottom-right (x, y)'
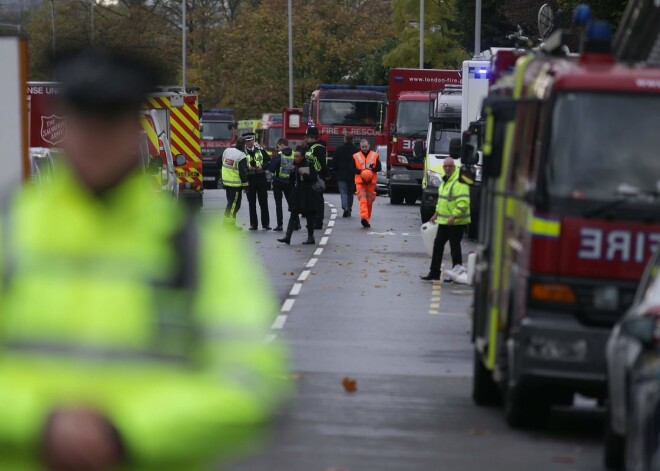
top-left (614, 0), bottom-right (660, 65)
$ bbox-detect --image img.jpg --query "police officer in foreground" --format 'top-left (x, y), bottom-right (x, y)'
top-left (243, 132), bottom-right (271, 230)
top-left (0, 48), bottom-right (288, 470)
top-left (304, 127), bottom-right (329, 229)
top-left (221, 136), bottom-right (248, 229)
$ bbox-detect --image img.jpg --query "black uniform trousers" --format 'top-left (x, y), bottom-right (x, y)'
top-left (247, 175), bottom-right (270, 228)
top-left (224, 186), bottom-right (243, 220)
top-left (273, 180), bottom-right (293, 228)
top-left (429, 224), bottom-right (466, 277)
top-left (314, 190), bottom-right (325, 228)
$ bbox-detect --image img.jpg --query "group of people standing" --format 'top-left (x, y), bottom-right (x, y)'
top-left (221, 128), bottom-right (383, 242)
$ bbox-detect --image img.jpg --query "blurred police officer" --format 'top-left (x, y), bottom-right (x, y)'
top-left (0, 48), bottom-right (288, 470)
top-left (305, 127), bottom-right (329, 229)
top-left (269, 137), bottom-right (298, 232)
top-left (243, 132), bottom-right (271, 230)
top-left (221, 136), bottom-right (248, 229)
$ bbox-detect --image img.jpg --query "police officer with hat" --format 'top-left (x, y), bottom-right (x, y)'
top-left (305, 127), bottom-right (329, 229)
top-left (0, 48), bottom-right (288, 470)
top-left (243, 132), bottom-right (271, 230)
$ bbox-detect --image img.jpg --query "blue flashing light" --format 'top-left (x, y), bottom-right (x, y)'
top-left (356, 85), bottom-right (388, 92)
top-left (468, 66), bottom-right (489, 80)
top-left (271, 116), bottom-right (283, 123)
top-left (394, 76), bottom-right (405, 82)
top-left (586, 20), bottom-right (612, 42)
top-left (207, 108), bottom-right (233, 114)
top-left (319, 84), bottom-right (351, 90)
top-left (573, 4), bottom-right (592, 27)
top-left (318, 84), bottom-right (387, 92)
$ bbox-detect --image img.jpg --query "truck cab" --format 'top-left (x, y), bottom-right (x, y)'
top-left (200, 109), bottom-right (235, 189)
top-left (259, 113), bottom-right (283, 151)
top-left (420, 89), bottom-right (462, 222)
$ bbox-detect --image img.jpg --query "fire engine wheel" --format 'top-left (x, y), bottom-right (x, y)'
top-left (404, 194), bottom-right (417, 205)
top-left (389, 189), bottom-right (405, 205)
top-left (604, 406), bottom-right (625, 470)
top-left (504, 382), bottom-right (550, 429)
top-left (472, 350), bottom-right (501, 407)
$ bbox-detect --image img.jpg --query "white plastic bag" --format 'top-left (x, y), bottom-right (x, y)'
top-left (448, 264), bottom-right (470, 285)
top-left (421, 222), bottom-right (438, 257)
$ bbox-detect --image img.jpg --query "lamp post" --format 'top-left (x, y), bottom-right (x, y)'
top-left (288, 0), bottom-right (293, 107)
top-left (474, 0), bottom-right (482, 55)
top-left (419, 0), bottom-right (425, 69)
top-left (182, 0), bottom-right (186, 90)
top-left (90, 0), bottom-right (95, 45)
top-left (50, 0), bottom-right (56, 55)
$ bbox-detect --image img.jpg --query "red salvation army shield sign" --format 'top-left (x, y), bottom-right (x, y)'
top-left (40, 115), bottom-right (67, 145)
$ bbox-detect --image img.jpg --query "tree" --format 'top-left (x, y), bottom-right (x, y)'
top-left (383, 0), bottom-right (468, 70)
top-left (455, 0), bottom-right (516, 53)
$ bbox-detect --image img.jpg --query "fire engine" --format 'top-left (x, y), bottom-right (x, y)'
top-left (465, 9), bottom-right (660, 427)
top-left (303, 84), bottom-right (387, 182)
top-left (282, 107), bottom-right (308, 149)
top-left (200, 108), bottom-right (235, 189)
top-left (259, 113), bottom-right (283, 151)
top-left (386, 69), bottom-right (461, 205)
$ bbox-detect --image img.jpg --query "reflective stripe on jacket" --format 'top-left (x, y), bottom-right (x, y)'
top-left (276, 151), bottom-right (294, 182)
top-left (305, 143), bottom-right (325, 172)
top-left (435, 170), bottom-right (471, 225)
top-left (246, 147), bottom-right (266, 174)
top-left (221, 147), bottom-right (247, 187)
top-left (352, 150), bottom-right (379, 186)
top-left (0, 167), bottom-right (289, 469)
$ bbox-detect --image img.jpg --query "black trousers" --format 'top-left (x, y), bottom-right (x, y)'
top-left (273, 180), bottom-right (292, 227)
top-left (224, 187), bottom-right (243, 220)
top-left (314, 190), bottom-right (325, 227)
top-left (429, 224), bottom-right (466, 276)
top-left (247, 176), bottom-right (270, 228)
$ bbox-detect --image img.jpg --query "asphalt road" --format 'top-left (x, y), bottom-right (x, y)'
top-left (203, 189), bottom-right (605, 471)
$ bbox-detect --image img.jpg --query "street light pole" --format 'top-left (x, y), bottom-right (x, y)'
top-left (287, 0), bottom-right (293, 108)
top-left (474, 0), bottom-right (482, 55)
top-left (182, 0), bottom-right (186, 90)
top-left (419, 0), bottom-right (425, 69)
top-left (49, 0), bottom-right (56, 55)
top-left (90, 0), bottom-right (95, 45)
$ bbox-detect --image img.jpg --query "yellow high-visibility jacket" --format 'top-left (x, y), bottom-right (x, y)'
top-left (435, 170), bottom-right (471, 225)
top-left (0, 166), bottom-right (289, 470)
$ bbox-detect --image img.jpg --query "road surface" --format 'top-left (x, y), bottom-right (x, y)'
top-left (203, 189), bottom-right (604, 471)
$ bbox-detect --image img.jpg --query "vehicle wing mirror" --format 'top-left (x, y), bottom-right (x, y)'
top-left (621, 316), bottom-right (658, 348)
top-left (449, 138), bottom-right (462, 160)
top-left (175, 154), bottom-right (186, 166)
top-left (413, 140), bottom-right (426, 159)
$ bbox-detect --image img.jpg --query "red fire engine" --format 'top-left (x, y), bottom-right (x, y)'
top-left (386, 69), bottom-right (461, 205)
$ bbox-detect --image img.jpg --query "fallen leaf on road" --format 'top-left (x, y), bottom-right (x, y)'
top-left (255, 241), bottom-right (261, 244)
top-left (290, 272), bottom-right (295, 276)
top-left (397, 293), bottom-right (402, 296)
top-left (342, 377), bottom-right (357, 393)
top-left (374, 285), bottom-right (382, 288)
top-left (468, 428), bottom-right (490, 436)
top-left (326, 468), bottom-right (347, 471)
top-left (552, 456), bottom-right (575, 464)
top-left (379, 269), bottom-right (388, 273)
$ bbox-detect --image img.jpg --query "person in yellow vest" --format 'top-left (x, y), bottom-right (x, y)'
top-left (421, 157), bottom-right (471, 281)
top-left (352, 139), bottom-right (382, 228)
top-left (0, 48), bottom-right (288, 471)
top-left (243, 133), bottom-right (271, 231)
top-left (221, 136), bottom-right (248, 230)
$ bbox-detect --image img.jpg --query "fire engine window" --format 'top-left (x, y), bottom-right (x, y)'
top-left (545, 92), bottom-right (660, 201)
top-left (202, 121), bottom-right (233, 140)
top-left (429, 129), bottom-right (460, 155)
top-left (396, 101), bottom-right (429, 134)
top-left (319, 101), bottom-right (380, 126)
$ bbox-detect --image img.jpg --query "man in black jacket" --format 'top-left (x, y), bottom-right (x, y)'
top-left (333, 134), bottom-right (359, 218)
top-left (244, 132), bottom-right (271, 231)
top-left (304, 127), bottom-right (329, 229)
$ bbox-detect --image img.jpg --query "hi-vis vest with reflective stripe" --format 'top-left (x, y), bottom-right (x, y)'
top-left (436, 170), bottom-right (471, 225)
top-left (246, 147), bottom-right (265, 173)
top-left (0, 166), bottom-right (288, 469)
top-left (276, 151), bottom-right (294, 181)
top-left (221, 147), bottom-right (247, 187)
top-left (353, 150), bottom-right (379, 186)
top-left (306, 143), bottom-right (325, 172)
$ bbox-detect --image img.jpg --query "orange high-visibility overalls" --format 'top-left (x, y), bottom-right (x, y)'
top-left (353, 150), bottom-right (379, 223)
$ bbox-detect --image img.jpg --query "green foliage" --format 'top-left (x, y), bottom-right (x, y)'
top-left (455, 0), bottom-right (516, 53)
top-left (383, 0), bottom-right (468, 70)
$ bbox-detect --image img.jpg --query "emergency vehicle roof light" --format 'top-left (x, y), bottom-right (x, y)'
top-left (318, 84), bottom-right (387, 92)
top-left (355, 85), bottom-right (388, 92)
top-left (208, 108), bottom-right (233, 114)
top-left (586, 20), bottom-right (613, 42)
top-left (573, 4), bottom-right (592, 27)
top-left (319, 84), bottom-right (351, 90)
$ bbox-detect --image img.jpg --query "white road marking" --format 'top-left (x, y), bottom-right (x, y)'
top-left (290, 283), bottom-right (303, 296)
top-left (324, 229), bottom-right (332, 235)
top-left (429, 309), bottom-right (440, 315)
top-left (367, 231), bottom-right (396, 236)
top-left (331, 208), bottom-right (337, 214)
top-left (328, 220), bottom-right (335, 227)
top-left (328, 203), bottom-right (335, 208)
top-left (271, 315), bottom-right (288, 329)
top-left (314, 248), bottom-right (323, 256)
top-left (298, 270), bottom-right (311, 281)
top-left (402, 232), bottom-right (410, 236)
top-left (320, 237), bottom-right (329, 245)
top-left (430, 303), bottom-right (440, 309)
top-left (430, 279), bottom-right (442, 315)
top-left (306, 258), bottom-right (318, 268)
top-left (330, 213), bottom-right (337, 220)
top-left (281, 299), bottom-right (295, 312)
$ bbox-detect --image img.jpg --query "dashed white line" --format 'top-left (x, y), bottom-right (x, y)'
top-left (281, 299), bottom-right (295, 312)
top-left (314, 248), bottom-right (323, 256)
top-left (272, 315), bottom-right (287, 329)
top-left (328, 220), bottom-right (336, 227)
top-left (298, 270), bottom-right (311, 281)
top-left (324, 228), bottom-right (333, 235)
top-left (331, 208), bottom-right (337, 214)
top-left (320, 237), bottom-right (329, 246)
top-left (289, 283), bottom-right (303, 296)
top-left (330, 213), bottom-right (337, 220)
top-left (402, 232), bottom-right (409, 236)
top-left (306, 258), bottom-right (318, 268)
top-left (328, 203), bottom-right (335, 208)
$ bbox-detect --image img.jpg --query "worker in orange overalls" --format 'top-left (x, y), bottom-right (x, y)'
top-left (352, 139), bottom-right (382, 228)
